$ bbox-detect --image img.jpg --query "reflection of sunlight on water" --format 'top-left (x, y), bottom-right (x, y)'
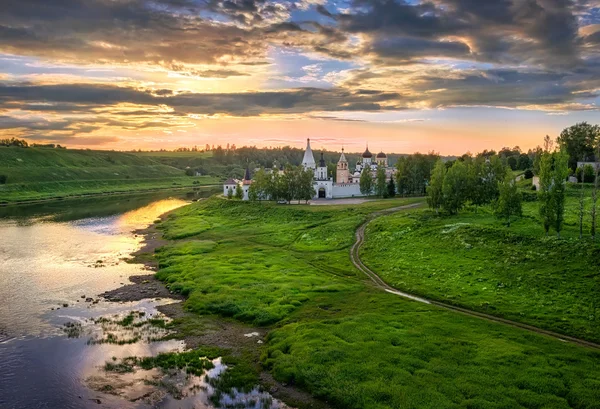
top-left (72, 198), bottom-right (188, 236)
top-left (117, 198), bottom-right (188, 233)
top-left (0, 198), bottom-right (189, 340)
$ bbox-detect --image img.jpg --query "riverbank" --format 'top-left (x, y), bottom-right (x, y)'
top-left (106, 196), bottom-right (600, 409)
top-left (101, 204), bottom-right (330, 409)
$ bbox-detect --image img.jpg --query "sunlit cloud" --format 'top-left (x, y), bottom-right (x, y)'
top-left (0, 0), bottom-right (599, 152)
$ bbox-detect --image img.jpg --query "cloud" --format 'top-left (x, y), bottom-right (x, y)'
top-left (0, 0), bottom-right (599, 142)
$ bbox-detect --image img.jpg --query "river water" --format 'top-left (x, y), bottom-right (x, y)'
top-left (0, 191), bottom-right (288, 409)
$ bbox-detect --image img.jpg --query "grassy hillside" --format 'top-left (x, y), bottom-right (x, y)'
top-left (361, 196), bottom-right (600, 343)
top-left (147, 198), bottom-right (600, 409)
top-left (0, 147), bottom-right (220, 203)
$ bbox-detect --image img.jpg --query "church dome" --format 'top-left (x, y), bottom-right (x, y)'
top-left (376, 151), bottom-right (387, 158)
top-left (362, 147), bottom-right (373, 158)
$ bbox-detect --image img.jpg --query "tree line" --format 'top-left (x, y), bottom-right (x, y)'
top-left (423, 122), bottom-right (600, 239)
top-left (226, 166), bottom-right (316, 204)
top-left (359, 166), bottom-right (396, 198)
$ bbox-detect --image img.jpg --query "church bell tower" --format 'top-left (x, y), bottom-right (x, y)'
top-left (336, 148), bottom-right (349, 184)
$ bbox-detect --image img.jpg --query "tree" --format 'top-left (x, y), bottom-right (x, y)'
top-left (538, 151), bottom-right (555, 236)
top-left (579, 171), bottom-right (585, 239)
top-left (584, 164), bottom-right (595, 183)
top-left (557, 122), bottom-right (600, 170)
top-left (248, 183), bottom-right (259, 202)
top-left (252, 168), bottom-right (270, 201)
top-left (468, 155), bottom-right (506, 211)
top-left (553, 150), bottom-right (569, 238)
top-left (592, 153), bottom-right (599, 240)
top-left (299, 168), bottom-right (316, 203)
top-left (280, 166), bottom-right (297, 203)
top-left (235, 185), bottom-right (244, 200)
top-left (517, 153), bottom-right (532, 170)
top-left (375, 166), bottom-right (387, 198)
top-left (0, 138), bottom-right (29, 147)
top-left (266, 171), bottom-right (281, 202)
top-left (427, 159), bottom-right (446, 213)
top-left (227, 187), bottom-right (233, 200)
top-left (395, 152), bottom-right (439, 196)
top-left (496, 174), bottom-right (522, 227)
top-left (387, 177), bottom-right (396, 198)
top-left (360, 166), bottom-right (373, 197)
top-left (442, 160), bottom-right (468, 214)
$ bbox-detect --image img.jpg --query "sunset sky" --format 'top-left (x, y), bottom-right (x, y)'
top-left (1, 0), bottom-right (600, 155)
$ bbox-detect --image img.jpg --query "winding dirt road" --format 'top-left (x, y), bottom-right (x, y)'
top-left (350, 202), bottom-right (600, 351)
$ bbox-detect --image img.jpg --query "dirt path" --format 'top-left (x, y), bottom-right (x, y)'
top-left (351, 203), bottom-right (600, 351)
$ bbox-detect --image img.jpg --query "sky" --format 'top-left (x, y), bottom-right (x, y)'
top-left (1, 0), bottom-right (600, 155)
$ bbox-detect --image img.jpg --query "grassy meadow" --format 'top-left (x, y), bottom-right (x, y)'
top-left (151, 196), bottom-right (600, 409)
top-left (0, 147), bottom-right (219, 203)
top-left (361, 192), bottom-right (600, 343)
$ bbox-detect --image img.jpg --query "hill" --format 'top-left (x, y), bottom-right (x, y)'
top-left (0, 147), bottom-right (219, 203)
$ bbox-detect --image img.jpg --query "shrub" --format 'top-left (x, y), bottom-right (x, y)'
top-left (524, 169), bottom-right (534, 179)
top-left (522, 191), bottom-right (538, 202)
top-left (0, 175), bottom-right (6, 184)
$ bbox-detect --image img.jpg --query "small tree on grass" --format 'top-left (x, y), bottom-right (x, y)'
top-left (252, 168), bottom-right (269, 201)
top-left (553, 150), bottom-right (569, 238)
top-left (442, 160), bottom-right (468, 215)
top-left (299, 168), bottom-right (316, 203)
top-left (360, 166), bottom-right (373, 197)
top-left (387, 177), bottom-right (396, 198)
top-left (579, 166), bottom-right (585, 239)
top-left (538, 151), bottom-right (555, 236)
top-left (496, 174), bottom-right (522, 227)
top-left (590, 163), bottom-right (600, 240)
top-left (235, 185), bottom-right (244, 200)
top-left (427, 159), bottom-right (445, 213)
top-left (248, 183), bottom-right (258, 202)
top-left (375, 166), bottom-right (387, 198)
top-left (227, 187), bottom-right (233, 200)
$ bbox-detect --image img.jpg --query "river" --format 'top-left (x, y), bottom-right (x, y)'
top-left (0, 190), bottom-right (288, 409)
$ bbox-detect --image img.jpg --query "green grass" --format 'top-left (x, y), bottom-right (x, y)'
top-left (150, 196), bottom-right (600, 409)
top-left (361, 198), bottom-right (600, 343)
top-left (154, 198), bottom-right (415, 324)
top-left (0, 146), bottom-right (220, 202)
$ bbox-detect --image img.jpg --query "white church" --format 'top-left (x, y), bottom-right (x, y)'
top-left (224, 138), bottom-right (395, 200)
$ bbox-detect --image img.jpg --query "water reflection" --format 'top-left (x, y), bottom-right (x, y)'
top-left (0, 192), bottom-right (291, 409)
top-left (0, 194), bottom-right (189, 408)
top-left (0, 196), bottom-right (188, 340)
top-left (0, 187), bottom-right (218, 224)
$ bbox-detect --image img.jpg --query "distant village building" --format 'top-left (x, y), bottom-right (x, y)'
top-left (223, 139), bottom-right (396, 200)
top-left (223, 167), bottom-right (253, 200)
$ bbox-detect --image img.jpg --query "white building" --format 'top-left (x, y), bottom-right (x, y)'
top-left (223, 139), bottom-right (396, 200)
top-left (222, 167), bottom-right (253, 200)
top-left (304, 139), bottom-right (395, 199)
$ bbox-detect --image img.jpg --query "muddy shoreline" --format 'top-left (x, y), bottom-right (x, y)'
top-left (101, 207), bottom-right (330, 409)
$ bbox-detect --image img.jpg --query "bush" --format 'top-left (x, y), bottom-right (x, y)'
top-left (0, 175), bottom-right (6, 184)
top-left (522, 191), bottom-right (537, 201)
top-left (524, 169), bottom-right (534, 179)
